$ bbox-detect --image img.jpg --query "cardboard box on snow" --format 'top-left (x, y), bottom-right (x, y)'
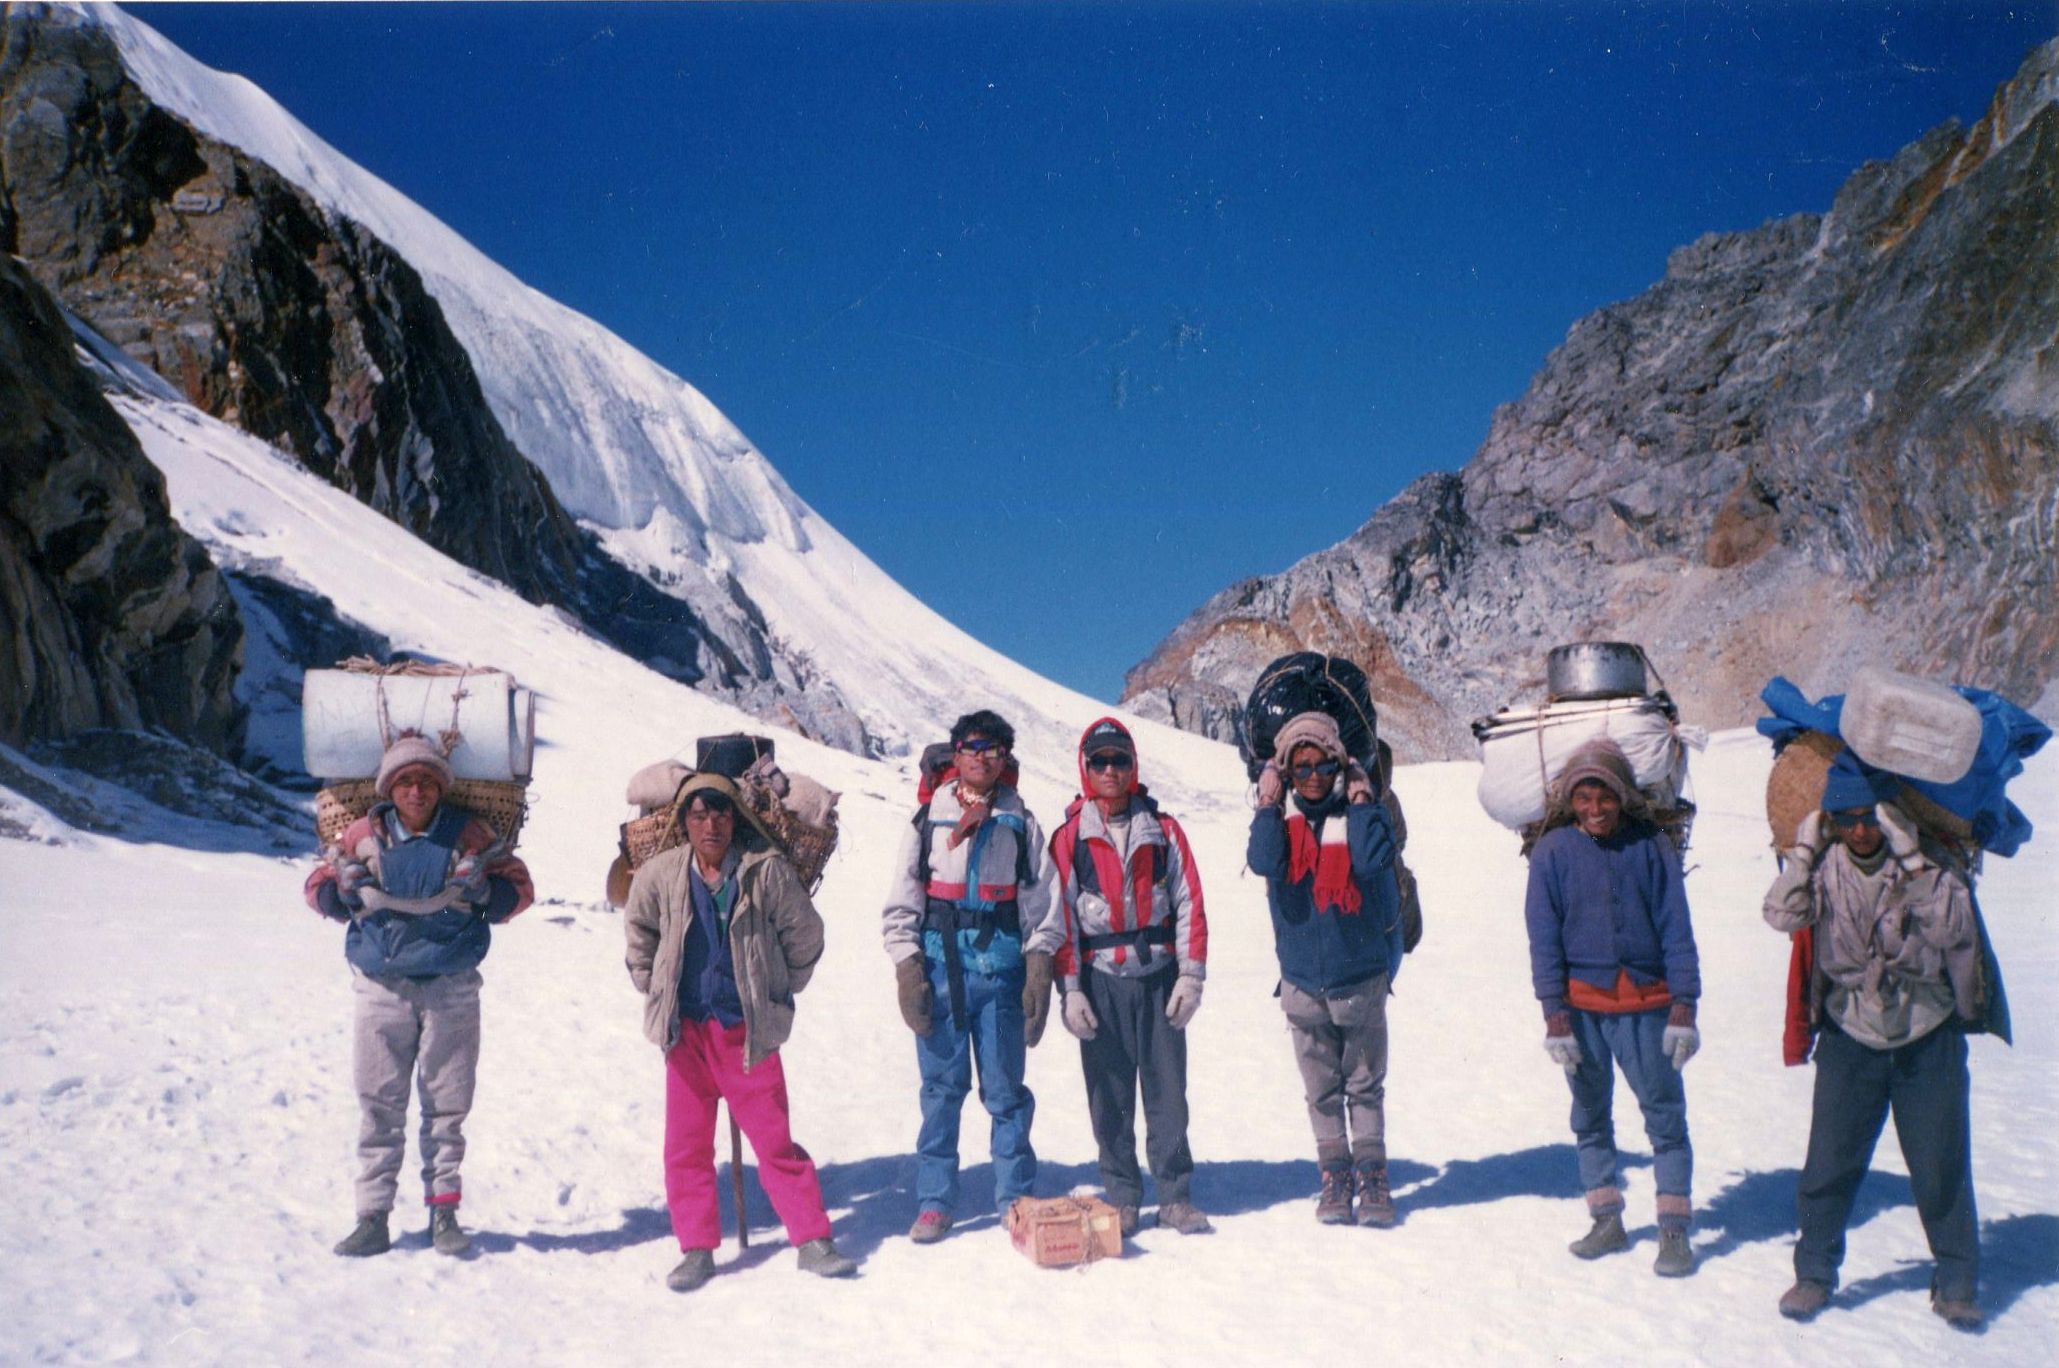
top-left (1006, 1196), bottom-right (1123, 1267)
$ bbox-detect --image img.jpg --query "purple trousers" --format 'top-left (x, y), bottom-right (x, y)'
top-left (664, 1016), bottom-right (832, 1251)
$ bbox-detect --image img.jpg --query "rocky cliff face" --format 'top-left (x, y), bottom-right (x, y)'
top-left (0, 4), bottom-right (869, 752)
top-left (1126, 41), bottom-right (2059, 760)
top-left (0, 251), bottom-right (241, 750)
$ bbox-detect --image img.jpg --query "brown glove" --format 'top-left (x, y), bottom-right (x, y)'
top-left (1021, 950), bottom-right (1055, 1047)
top-left (895, 955), bottom-right (933, 1037)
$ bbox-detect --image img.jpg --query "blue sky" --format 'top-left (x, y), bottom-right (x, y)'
top-left (134, 2), bottom-right (2052, 702)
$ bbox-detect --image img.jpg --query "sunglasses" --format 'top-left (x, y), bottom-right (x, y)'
top-left (1085, 752), bottom-right (1134, 772)
top-left (1291, 759), bottom-right (1343, 780)
top-left (956, 738), bottom-right (1008, 757)
top-left (1828, 809), bottom-right (1879, 831)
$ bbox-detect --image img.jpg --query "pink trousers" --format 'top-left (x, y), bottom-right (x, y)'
top-left (664, 1016), bottom-right (832, 1251)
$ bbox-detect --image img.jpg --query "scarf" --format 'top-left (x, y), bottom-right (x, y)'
top-left (1285, 798), bottom-right (1361, 915)
top-left (947, 782), bottom-right (993, 850)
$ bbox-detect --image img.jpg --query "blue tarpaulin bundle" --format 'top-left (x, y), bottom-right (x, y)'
top-left (1757, 676), bottom-right (2052, 857)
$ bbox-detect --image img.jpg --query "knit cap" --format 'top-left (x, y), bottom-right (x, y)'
top-left (1553, 737), bottom-right (1643, 812)
top-left (1272, 711), bottom-right (1346, 765)
top-left (1820, 749), bottom-right (1897, 813)
top-left (374, 732), bottom-right (455, 798)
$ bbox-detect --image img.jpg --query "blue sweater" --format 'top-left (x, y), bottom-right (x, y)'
top-left (1247, 797), bottom-right (1402, 994)
top-left (1523, 820), bottom-right (1700, 1018)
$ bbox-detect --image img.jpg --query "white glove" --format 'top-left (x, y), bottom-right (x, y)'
top-left (1876, 801), bottom-right (1922, 862)
top-left (1663, 1023), bottom-right (1701, 1071)
top-left (1345, 762), bottom-right (1375, 806)
top-left (1165, 975), bottom-right (1204, 1030)
top-left (450, 855), bottom-right (491, 906)
top-left (1791, 809), bottom-right (1831, 865)
top-left (332, 858), bottom-right (372, 910)
top-left (1061, 990), bottom-right (1099, 1041)
top-left (1253, 761), bottom-right (1285, 809)
top-left (1543, 1026), bottom-right (1581, 1075)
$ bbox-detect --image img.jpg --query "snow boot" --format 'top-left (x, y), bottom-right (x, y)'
top-left (1567, 1211), bottom-right (1627, 1259)
top-left (1354, 1163), bottom-right (1396, 1228)
top-left (667, 1249), bottom-right (716, 1292)
top-left (1157, 1200), bottom-right (1213, 1235)
top-left (1931, 1290), bottom-right (1984, 1331)
top-left (1652, 1223), bottom-right (1695, 1277)
top-left (429, 1206), bottom-right (472, 1257)
top-left (908, 1209), bottom-right (953, 1244)
top-left (1316, 1165), bottom-right (1355, 1225)
top-left (796, 1237), bottom-right (857, 1278)
top-left (1778, 1279), bottom-right (1831, 1321)
top-left (333, 1212), bottom-right (390, 1258)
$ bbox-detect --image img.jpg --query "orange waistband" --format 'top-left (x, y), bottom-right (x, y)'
top-left (1566, 970), bottom-right (1672, 1015)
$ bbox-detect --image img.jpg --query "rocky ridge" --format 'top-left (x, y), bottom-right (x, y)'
top-left (0, 251), bottom-right (241, 750)
top-left (0, 4), bottom-right (869, 753)
top-left (1125, 40), bottom-right (2059, 761)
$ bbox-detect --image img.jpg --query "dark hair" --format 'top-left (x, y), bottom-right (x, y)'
top-left (950, 709), bottom-right (1015, 751)
top-left (683, 789), bottom-right (735, 815)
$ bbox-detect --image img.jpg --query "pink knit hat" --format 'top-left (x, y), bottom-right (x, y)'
top-left (374, 732), bottom-right (455, 798)
top-left (1272, 710), bottom-right (1346, 765)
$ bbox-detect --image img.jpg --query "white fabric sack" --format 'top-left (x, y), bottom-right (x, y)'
top-left (1474, 696), bottom-right (1705, 829)
top-left (302, 669), bottom-right (533, 782)
top-left (625, 760), bottom-right (693, 813)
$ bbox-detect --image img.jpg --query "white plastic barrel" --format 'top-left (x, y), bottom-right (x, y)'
top-left (301, 670), bottom-right (533, 782)
top-left (1840, 665), bottom-right (1981, 784)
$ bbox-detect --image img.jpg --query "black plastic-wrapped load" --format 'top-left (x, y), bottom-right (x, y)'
top-left (1241, 652), bottom-right (1378, 779)
top-left (696, 733), bottom-right (773, 779)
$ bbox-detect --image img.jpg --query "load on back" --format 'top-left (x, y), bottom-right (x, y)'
top-left (1474, 642), bottom-right (1706, 852)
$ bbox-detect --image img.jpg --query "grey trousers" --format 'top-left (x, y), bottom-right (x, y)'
top-left (1079, 966), bottom-right (1194, 1209)
top-left (1279, 976), bottom-right (1390, 1168)
top-left (351, 968), bottom-right (482, 1215)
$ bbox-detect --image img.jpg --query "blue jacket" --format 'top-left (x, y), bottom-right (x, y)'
top-left (1247, 797), bottom-right (1402, 995)
top-left (312, 803), bottom-right (527, 979)
top-left (1524, 820), bottom-right (1699, 1018)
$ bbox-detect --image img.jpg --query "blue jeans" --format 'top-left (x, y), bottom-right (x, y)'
top-left (1566, 1007), bottom-right (1691, 1204)
top-left (913, 954), bottom-right (1036, 1215)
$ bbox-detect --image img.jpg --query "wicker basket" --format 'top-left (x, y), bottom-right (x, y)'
top-left (316, 777), bottom-right (530, 849)
top-left (1519, 801), bottom-right (1695, 859)
top-left (617, 798), bottom-right (838, 892)
top-left (620, 809), bottom-right (684, 869)
top-left (1764, 729), bottom-right (1976, 853)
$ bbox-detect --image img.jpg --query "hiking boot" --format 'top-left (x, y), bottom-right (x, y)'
top-left (1354, 1163), bottom-right (1396, 1228)
top-left (666, 1249), bottom-right (715, 1292)
top-left (1931, 1290), bottom-right (1984, 1331)
top-left (1316, 1166), bottom-right (1355, 1225)
top-left (333, 1212), bottom-right (390, 1258)
top-left (796, 1237), bottom-right (857, 1278)
top-left (1568, 1211), bottom-right (1627, 1259)
top-left (908, 1209), bottom-right (953, 1244)
top-left (1777, 1279), bottom-right (1831, 1321)
top-left (1157, 1200), bottom-right (1213, 1235)
top-left (1653, 1224), bottom-right (1695, 1277)
top-left (1116, 1204), bottom-right (1141, 1238)
top-left (429, 1207), bottom-right (471, 1258)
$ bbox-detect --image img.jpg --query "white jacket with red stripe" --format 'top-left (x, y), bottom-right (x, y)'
top-left (880, 782), bottom-right (1062, 966)
top-left (1051, 795), bottom-right (1207, 992)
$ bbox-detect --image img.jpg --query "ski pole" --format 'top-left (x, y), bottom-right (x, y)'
top-left (730, 1109), bottom-right (748, 1249)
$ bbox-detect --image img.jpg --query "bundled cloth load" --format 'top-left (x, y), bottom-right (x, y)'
top-left (1758, 670), bottom-right (2051, 860)
top-left (609, 733), bottom-right (841, 903)
top-left (1473, 643), bottom-right (1705, 850)
top-left (1240, 652), bottom-right (1378, 780)
top-left (304, 658), bottom-right (533, 847)
top-left (1005, 1195), bottom-right (1124, 1268)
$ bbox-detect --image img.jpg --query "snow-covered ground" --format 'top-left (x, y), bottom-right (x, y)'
top-left (3, 382), bottom-right (2054, 1364)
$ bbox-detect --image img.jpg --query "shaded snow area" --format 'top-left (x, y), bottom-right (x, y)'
top-left (1, 389), bottom-right (2053, 1364)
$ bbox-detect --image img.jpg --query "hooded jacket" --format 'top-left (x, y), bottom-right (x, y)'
top-left (624, 834), bottom-right (824, 1069)
top-left (1049, 717), bottom-right (1208, 991)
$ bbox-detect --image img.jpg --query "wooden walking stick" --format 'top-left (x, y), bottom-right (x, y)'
top-left (729, 1108), bottom-right (749, 1249)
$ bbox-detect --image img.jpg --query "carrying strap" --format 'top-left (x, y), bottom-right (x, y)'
top-left (1068, 822), bottom-right (1172, 968)
top-left (914, 798), bottom-right (1031, 1032)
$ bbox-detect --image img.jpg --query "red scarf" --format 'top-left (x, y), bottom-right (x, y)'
top-left (1286, 811), bottom-right (1362, 915)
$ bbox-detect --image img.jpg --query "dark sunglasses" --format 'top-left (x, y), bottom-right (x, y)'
top-left (1085, 752), bottom-right (1134, 772)
top-left (1828, 808), bottom-right (1879, 831)
top-left (956, 738), bottom-right (1008, 757)
top-left (1291, 759), bottom-right (1343, 780)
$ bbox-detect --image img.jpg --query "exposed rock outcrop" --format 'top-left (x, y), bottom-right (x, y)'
top-left (1127, 41), bottom-right (2059, 758)
top-left (0, 4), bottom-right (869, 752)
top-left (0, 251), bottom-right (242, 750)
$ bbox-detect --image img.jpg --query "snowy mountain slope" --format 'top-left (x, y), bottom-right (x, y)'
top-left (0, 373), bottom-right (2051, 1365)
top-left (83, 1), bottom-right (1075, 755)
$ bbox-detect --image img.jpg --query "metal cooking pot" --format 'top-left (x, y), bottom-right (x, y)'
top-left (1546, 642), bottom-right (1649, 702)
